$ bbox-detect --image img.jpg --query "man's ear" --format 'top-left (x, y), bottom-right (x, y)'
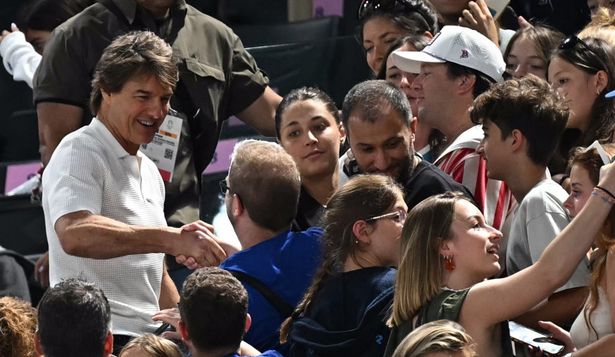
top-left (179, 320), bottom-right (190, 342)
top-left (456, 74), bottom-right (476, 95)
top-left (231, 194), bottom-right (244, 219)
top-left (410, 117), bottom-right (418, 135)
top-left (245, 313), bottom-right (252, 333)
top-left (510, 129), bottom-right (525, 152)
top-left (34, 333), bottom-right (44, 355)
top-left (103, 331), bottom-right (113, 356)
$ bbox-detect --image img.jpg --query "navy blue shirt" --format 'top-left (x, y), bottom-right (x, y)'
top-left (220, 228), bottom-right (323, 351)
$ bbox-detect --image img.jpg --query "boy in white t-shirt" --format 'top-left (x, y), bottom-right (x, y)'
top-left (472, 75), bottom-right (590, 329)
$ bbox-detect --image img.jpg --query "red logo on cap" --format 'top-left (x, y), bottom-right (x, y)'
top-left (460, 49), bottom-right (469, 58)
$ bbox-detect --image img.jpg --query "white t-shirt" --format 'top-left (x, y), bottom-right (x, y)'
top-left (43, 118), bottom-right (166, 336)
top-left (506, 179), bottom-right (590, 291)
top-left (570, 286), bottom-right (613, 348)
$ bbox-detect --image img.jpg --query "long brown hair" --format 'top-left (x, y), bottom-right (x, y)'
top-left (389, 192), bottom-right (471, 327)
top-left (279, 174), bottom-right (404, 342)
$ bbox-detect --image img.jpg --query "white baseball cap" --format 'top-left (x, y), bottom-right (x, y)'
top-left (392, 25), bottom-right (506, 83)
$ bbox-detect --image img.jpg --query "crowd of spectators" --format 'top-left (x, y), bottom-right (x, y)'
top-left (1, 0), bottom-right (615, 356)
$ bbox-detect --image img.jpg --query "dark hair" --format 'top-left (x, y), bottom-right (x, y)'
top-left (229, 140), bottom-right (301, 231)
top-left (470, 75), bottom-right (568, 166)
top-left (179, 267), bottom-right (248, 353)
top-left (275, 87), bottom-right (340, 139)
top-left (341, 80), bottom-right (411, 133)
top-left (445, 62), bottom-right (494, 98)
top-left (19, 0), bottom-right (94, 31)
top-left (568, 147), bottom-right (603, 186)
top-left (357, 0), bottom-right (438, 44)
top-left (549, 36), bottom-right (615, 146)
top-left (503, 25), bottom-right (564, 79)
top-left (280, 174), bottom-right (404, 342)
top-left (376, 34), bottom-right (430, 80)
top-left (90, 31), bottom-right (178, 114)
top-left (37, 279), bottom-right (110, 357)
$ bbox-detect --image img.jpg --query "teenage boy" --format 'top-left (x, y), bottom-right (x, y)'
top-left (472, 75), bottom-right (590, 329)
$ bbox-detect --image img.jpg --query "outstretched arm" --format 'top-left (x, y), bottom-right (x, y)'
top-left (462, 163), bottom-right (615, 327)
top-left (55, 211), bottom-right (228, 267)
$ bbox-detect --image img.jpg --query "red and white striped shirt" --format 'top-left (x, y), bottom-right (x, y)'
top-left (435, 126), bottom-right (516, 231)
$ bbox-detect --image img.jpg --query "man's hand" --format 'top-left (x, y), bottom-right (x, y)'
top-left (175, 220), bottom-right (240, 269)
top-left (174, 220), bottom-right (227, 268)
top-left (34, 251), bottom-right (50, 287)
top-left (153, 307), bottom-right (183, 341)
top-left (459, 0), bottom-right (499, 47)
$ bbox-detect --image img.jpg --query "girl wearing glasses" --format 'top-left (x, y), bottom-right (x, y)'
top-left (385, 158), bottom-right (615, 356)
top-left (275, 87), bottom-right (345, 231)
top-left (547, 35), bottom-right (615, 174)
top-left (280, 174), bottom-right (407, 357)
top-left (357, 0), bottom-right (437, 75)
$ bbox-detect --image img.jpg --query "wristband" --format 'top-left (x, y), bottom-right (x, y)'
top-left (592, 189), bottom-right (615, 205)
top-left (595, 185), bottom-right (615, 200)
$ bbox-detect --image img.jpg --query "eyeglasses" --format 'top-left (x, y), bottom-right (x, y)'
top-left (559, 35), bottom-right (606, 71)
top-left (219, 179), bottom-right (229, 194)
top-left (366, 209), bottom-right (408, 224)
top-left (357, 0), bottom-right (425, 21)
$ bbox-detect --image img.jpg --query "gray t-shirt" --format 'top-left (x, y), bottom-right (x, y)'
top-left (506, 179), bottom-right (589, 291)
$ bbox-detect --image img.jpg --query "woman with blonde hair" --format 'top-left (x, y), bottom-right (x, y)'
top-left (385, 160), bottom-right (615, 356)
top-left (280, 174), bottom-right (407, 356)
top-left (119, 334), bottom-right (182, 357)
top-left (392, 320), bottom-right (476, 357)
top-left (0, 296), bottom-right (37, 357)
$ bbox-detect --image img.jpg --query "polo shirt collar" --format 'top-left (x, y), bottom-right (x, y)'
top-left (111, 0), bottom-right (187, 25)
top-left (91, 117), bottom-right (134, 159)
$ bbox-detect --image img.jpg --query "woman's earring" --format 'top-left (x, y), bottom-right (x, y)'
top-left (444, 255), bottom-right (456, 272)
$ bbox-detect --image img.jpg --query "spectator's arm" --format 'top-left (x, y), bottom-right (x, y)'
top-left (458, 0), bottom-right (500, 46)
top-left (37, 102), bottom-right (83, 165)
top-left (513, 287), bottom-right (588, 329)
top-left (159, 262), bottom-right (180, 309)
top-left (55, 211), bottom-right (227, 267)
top-left (236, 86), bottom-right (281, 136)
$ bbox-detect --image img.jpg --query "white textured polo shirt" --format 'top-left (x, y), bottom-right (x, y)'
top-left (43, 117), bottom-right (166, 336)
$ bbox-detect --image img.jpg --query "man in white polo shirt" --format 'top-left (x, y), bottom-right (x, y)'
top-left (42, 31), bottom-right (234, 354)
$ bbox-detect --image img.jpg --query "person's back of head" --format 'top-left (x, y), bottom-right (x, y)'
top-left (119, 334), bottom-right (182, 357)
top-left (392, 320), bottom-right (476, 357)
top-left (342, 79), bottom-right (412, 131)
top-left (0, 296), bottom-right (37, 357)
top-left (228, 139), bottom-right (301, 232)
top-left (178, 267), bottom-right (248, 356)
top-left (471, 75), bottom-right (569, 167)
top-left (19, 0), bottom-right (95, 53)
top-left (36, 279), bottom-right (111, 357)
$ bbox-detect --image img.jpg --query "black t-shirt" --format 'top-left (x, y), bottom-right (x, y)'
top-left (291, 186), bottom-right (325, 232)
top-left (402, 159), bottom-right (475, 211)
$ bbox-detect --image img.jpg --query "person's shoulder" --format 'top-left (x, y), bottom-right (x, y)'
top-left (285, 227), bottom-right (323, 247)
top-left (185, 4), bottom-right (236, 37)
top-left (411, 160), bottom-right (465, 190)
